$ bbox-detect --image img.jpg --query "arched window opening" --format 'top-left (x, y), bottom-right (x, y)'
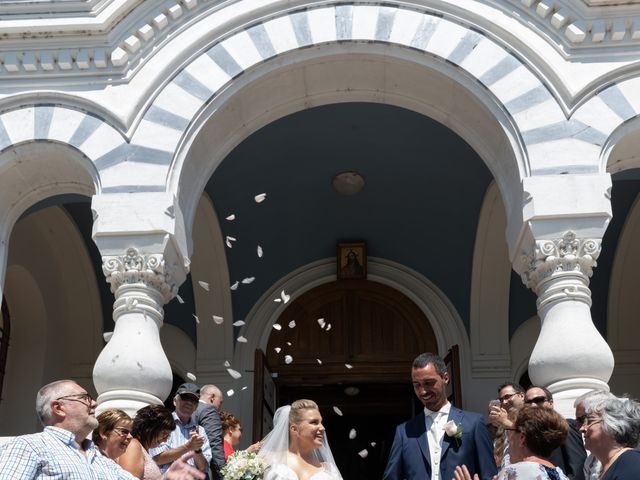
top-left (0, 297), bottom-right (10, 404)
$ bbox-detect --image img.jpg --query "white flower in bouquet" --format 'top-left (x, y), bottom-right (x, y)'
top-left (221, 450), bottom-right (268, 480)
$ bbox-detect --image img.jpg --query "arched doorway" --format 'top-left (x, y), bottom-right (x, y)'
top-left (264, 279), bottom-right (437, 479)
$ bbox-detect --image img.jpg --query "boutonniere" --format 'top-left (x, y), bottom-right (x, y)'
top-left (444, 420), bottom-right (463, 446)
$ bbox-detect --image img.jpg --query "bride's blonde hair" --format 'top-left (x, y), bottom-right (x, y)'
top-left (289, 399), bottom-right (319, 424)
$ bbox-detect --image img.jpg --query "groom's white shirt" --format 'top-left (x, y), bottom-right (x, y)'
top-left (423, 401), bottom-right (452, 480)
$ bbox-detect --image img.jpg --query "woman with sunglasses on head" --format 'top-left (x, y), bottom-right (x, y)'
top-left (117, 405), bottom-right (177, 480)
top-left (579, 395), bottom-right (640, 480)
top-left (93, 408), bottom-right (134, 461)
top-left (455, 405), bottom-right (570, 480)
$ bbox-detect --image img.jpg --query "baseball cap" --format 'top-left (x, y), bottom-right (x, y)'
top-left (176, 382), bottom-right (200, 400)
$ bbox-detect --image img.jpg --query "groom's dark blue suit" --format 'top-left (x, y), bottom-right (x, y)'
top-left (383, 405), bottom-right (497, 480)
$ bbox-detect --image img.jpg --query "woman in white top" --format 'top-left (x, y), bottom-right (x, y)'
top-left (258, 399), bottom-right (343, 480)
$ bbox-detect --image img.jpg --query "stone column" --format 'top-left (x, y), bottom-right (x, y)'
top-left (93, 247), bottom-right (180, 416)
top-left (516, 231), bottom-right (614, 416)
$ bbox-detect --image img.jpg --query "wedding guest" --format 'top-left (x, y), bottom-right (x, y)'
top-left (220, 411), bottom-right (260, 461)
top-left (118, 405), bottom-right (176, 479)
top-left (579, 395), bottom-right (640, 480)
top-left (93, 408), bottom-right (134, 460)
top-left (455, 405), bottom-right (570, 480)
top-left (195, 384), bottom-right (225, 479)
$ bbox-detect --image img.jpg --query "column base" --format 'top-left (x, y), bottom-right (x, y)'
top-left (547, 378), bottom-right (610, 418)
top-left (96, 389), bottom-right (164, 418)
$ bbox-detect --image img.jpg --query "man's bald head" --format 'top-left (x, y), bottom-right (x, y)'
top-left (200, 384), bottom-right (223, 409)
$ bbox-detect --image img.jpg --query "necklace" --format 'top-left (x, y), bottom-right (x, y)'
top-left (598, 447), bottom-right (630, 479)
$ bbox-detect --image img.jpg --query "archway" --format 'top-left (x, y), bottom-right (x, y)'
top-left (266, 279), bottom-right (438, 479)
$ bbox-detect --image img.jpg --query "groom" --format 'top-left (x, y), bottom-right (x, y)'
top-left (384, 353), bottom-right (497, 480)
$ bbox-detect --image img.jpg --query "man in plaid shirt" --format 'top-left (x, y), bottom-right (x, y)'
top-left (0, 379), bottom-right (205, 480)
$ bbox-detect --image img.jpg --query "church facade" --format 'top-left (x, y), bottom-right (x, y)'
top-left (1, 0), bottom-right (640, 445)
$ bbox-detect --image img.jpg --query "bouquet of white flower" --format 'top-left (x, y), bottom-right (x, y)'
top-left (221, 450), bottom-right (268, 480)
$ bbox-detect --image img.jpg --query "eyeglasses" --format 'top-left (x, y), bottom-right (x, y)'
top-left (113, 427), bottom-right (132, 437)
top-left (575, 415), bottom-right (587, 427)
top-left (56, 393), bottom-right (93, 406)
top-left (583, 417), bottom-right (602, 429)
top-left (499, 392), bottom-right (518, 402)
top-left (524, 396), bottom-right (548, 405)
top-left (504, 427), bottom-right (520, 433)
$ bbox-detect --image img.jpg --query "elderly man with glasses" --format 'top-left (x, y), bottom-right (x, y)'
top-left (0, 379), bottom-right (205, 480)
top-left (525, 386), bottom-right (587, 480)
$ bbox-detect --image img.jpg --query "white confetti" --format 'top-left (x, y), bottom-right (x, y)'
top-left (254, 193), bottom-right (267, 203)
top-left (213, 315), bottom-right (224, 324)
top-left (284, 355), bottom-right (293, 364)
top-left (286, 342), bottom-right (292, 346)
top-left (192, 314), bottom-right (200, 324)
top-left (288, 320), bottom-right (296, 328)
top-left (237, 336), bottom-right (248, 343)
top-left (345, 363), bottom-right (353, 369)
top-left (224, 360), bottom-right (231, 367)
top-left (280, 290), bottom-right (290, 303)
top-left (241, 386), bottom-right (248, 391)
top-left (272, 323), bottom-right (282, 330)
top-left (257, 245), bottom-right (263, 258)
top-left (316, 359), bottom-right (323, 365)
top-left (225, 236), bottom-right (237, 248)
top-left (333, 406), bottom-right (344, 416)
top-left (326, 323), bottom-right (332, 331)
top-left (227, 368), bottom-right (242, 379)
top-left (358, 449), bottom-right (368, 458)
top-left (233, 320), bottom-right (245, 326)
top-left (317, 318), bottom-right (326, 329)
top-left (225, 214), bottom-right (236, 221)
top-left (349, 429), bottom-right (357, 439)
top-left (230, 281), bottom-right (239, 290)
top-left (198, 281), bottom-right (210, 291)
top-left (274, 347), bottom-right (282, 353)
top-left (370, 442), bottom-right (376, 447)
top-left (227, 389), bottom-right (235, 397)
top-left (242, 277), bottom-right (255, 284)
top-left (176, 294), bottom-right (184, 304)
top-left (186, 372), bottom-right (197, 382)
top-left (273, 298), bottom-right (282, 303)
top-left (103, 332), bottom-right (113, 342)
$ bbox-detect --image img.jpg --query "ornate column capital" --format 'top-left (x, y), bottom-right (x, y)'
top-left (102, 247), bottom-right (180, 304)
top-left (517, 231), bottom-right (601, 290)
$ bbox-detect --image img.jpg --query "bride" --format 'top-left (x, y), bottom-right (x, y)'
top-left (258, 399), bottom-right (343, 480)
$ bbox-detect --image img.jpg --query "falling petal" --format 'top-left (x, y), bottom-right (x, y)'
top-left (326, 323), bottom-right (332, 331)
top-left (257, 245), bottom-right (263, 258)
top-left (227, 389), bottom-right (235, 397)
top-left (237, 336), bottom-right (248, 343)
top-left (176, 294), bottom-right (184, 304)
top-left (213, 315), bottom-right (224, 324)
top-left (241, 386), bottom-right (248, 391)
top-left (349, 429), bottom-right (357, 440)
top-left (274, 298), bottom-right (282, 303)
top-left (230, 281), bottom-right (239, 290)
top-left (226, 214), bottom-right (236, 221)
top-left (358, 449), bottom-right (368, 458)
top-left (186, 372), bottom-right (197, 382)
top-left (192, 314), bottom-right (200, 324)
top-left (198, 281), bottom-right (210, 291)
top-left (233, 320), bottom-right (245, 327)
top-left (224, 360), bottom-right (231, 367)
top-left (242, 277), bottom-right (255, 284)
top-left (227, 368), bottom-right (242, 379)
top-left (345, 363), bottom-right (353, 369)
top-left (286, 342), bottom-right (292, 346)
top-left (103, 332), bottom-right (113, 342)
top-left (272, 323), bottom-right (282, 330)
top-left (317, 318), bottom-right (326, 329)
top-left (284, 355), bottom-right (293, 364)
top-left (370, 442), bottom-right (377, 447)
top-left (225, 236), bottom-right (237, 248)
top-left (280, 290), bottom-right (291, 303)
top-left (333, 406), bottom-right (343, 416)
top-left (288, 320), bottom-right (296, 328)
top-left (274, 347), bottom-right (282, 354)
top-left (316, 359), bottom-right (323, 365)
top-left (254, 193), bottom-right (267, 203)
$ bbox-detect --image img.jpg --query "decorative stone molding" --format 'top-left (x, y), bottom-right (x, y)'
top-left (102, 247), bottom-right (179, 305)
top-left (518, 231), bottom-right (601, 292)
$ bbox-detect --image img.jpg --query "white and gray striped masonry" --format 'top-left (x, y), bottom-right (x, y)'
top-left (1, 3), bottom-right (640, 193)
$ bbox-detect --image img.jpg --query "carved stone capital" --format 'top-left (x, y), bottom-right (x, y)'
top-left (518, 231), bottom-right (601, 291)
top-left (102, 247), bottom-right (179, 304)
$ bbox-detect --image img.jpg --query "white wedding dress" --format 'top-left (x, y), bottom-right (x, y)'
top-left (264, 463), bottom-right (341, 480)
